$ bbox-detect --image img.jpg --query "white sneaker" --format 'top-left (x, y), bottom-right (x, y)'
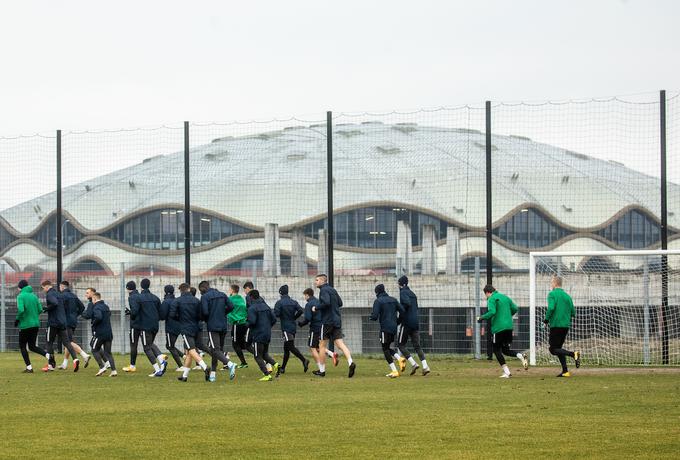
top-left (500, 373), bottom-right (511, 378)
top-left (95, 368), bottom-right (107, 377)
top-left (104, 361), bottom-right (111, 369)
top-left (109, 370), bottom-right (118, 377)
top-left (192, 365), bottom-right (202, 370)
top-left (175, 367), bottom-right (185, 372)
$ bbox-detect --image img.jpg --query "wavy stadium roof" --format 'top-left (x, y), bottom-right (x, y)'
top-left (1, 122), bottom-right (676, 235)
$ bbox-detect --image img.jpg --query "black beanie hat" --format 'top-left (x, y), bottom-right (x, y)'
top-left (374, 284), bottom-right (385, 295)
top-left (18, 279), bottom-right (28, 289)
top-left (164, 284), bottom-right (175, 295)
top-left (398, 275), bottom-right (408, 286)
top-left (126, 281), bottom-right (136, 290)
top-left (140, 278), bottom-right (151, 290)
top-left (279, 284), bottom-right (289, 295)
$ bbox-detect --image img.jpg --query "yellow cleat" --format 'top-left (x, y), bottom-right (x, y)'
top-left (123, 365), bottom-right (136, 373)
top-left (398, 357), bottom-right (407, 373)
top-left (259, 374), bottom-right (273, 382)
top-left (386, 370), bottom-right (400, 379)
top-left (557, 371), bottom-right (571, 378)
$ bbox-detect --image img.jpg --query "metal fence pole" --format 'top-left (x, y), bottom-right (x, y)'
top-left (485, 101), bottom-right (492, 285)
top-left (1, 263), bottom-right (6, 352)
top-left (474, 256), bottom-right (481, 359)
top-left (56, 129), bottom-right (63, 284)
top-left (326, 111), bottom-right (334, 285)
top-left (660, 89), bottom-right (669, 365)
top-left (184, 121), bottom-right (191, 284)
top-left (120, 262), bottom-right (126, 354)
top-left (643, 257), bottom-right (650, 365)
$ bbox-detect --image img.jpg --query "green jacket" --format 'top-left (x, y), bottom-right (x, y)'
top-left (545, 288), bottom-right (575, 328)
top-left (480, 291), bottom-right (518, 334)
top-left (16, 285), bottom-right (43, 330)
top-left (228, 294), bottom-right (247, 325)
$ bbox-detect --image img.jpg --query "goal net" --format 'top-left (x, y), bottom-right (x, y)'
top-left (529, 250), bottom-right (680, 366)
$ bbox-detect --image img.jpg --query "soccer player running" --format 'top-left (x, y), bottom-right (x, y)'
top-left (477, 285), bottom-right (528, 378)
top-left (199, 280), bottom-right (237, 382)
top-left (314, 274), bottom-right (356, 378)
top-left (298, 288), bottom-right (324, 375)
top-left (123, 281), bottom-right (142, 373)
top-left (41, 280), bottom-right (80, 372)
top-left (82, 287), bottom-right (109, 371)
top-left (246, 289), bottom-right (280, 381)
top-left (58, 281), bottom-right (91, 370)
top-left (545, 276), bottom-right (581, 377)
top-left (91, 292), bottom-right (118, 377)
top-left (395, 276), bottom-right (430, 375)
top-left (370, 284), bottom-right (404, 378)
top-left (15, 280), bottom-right (49, 373)
top-left (171, 283), bottom-right (210, 382)
top-left (159, 285), bottom-right (184, 370)
top-left (228, 284), bottom-right (251, 368)
top-left (274, 284), bottom-right (309, 374)
top-left (133, 278), bottom-right (168, 377)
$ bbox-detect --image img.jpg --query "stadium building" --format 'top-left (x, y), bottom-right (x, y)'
top-left (0, 121), bottom-right (678, 277)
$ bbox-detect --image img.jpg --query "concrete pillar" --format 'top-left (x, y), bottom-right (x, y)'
top-left (446, 227), bottom-right (461, 275)
top-left (317, 228), bottom-right (328, 275)
top-left (396, 220), bottom-right (413, 276)
top-left (263, 223), bottom-right (281, 277)
top-left (291, 228), bottom-right (307, 277)
top-left (421, 224), bottom-right (437, 275)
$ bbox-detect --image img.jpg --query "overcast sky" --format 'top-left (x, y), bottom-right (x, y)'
top-left (0, 0), bottom-right (679, 210)
top-left (1, 0), bottom-right (678, 135)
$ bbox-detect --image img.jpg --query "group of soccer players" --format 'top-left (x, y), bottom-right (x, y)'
top-left (14, 271), bottom-right (579, 380)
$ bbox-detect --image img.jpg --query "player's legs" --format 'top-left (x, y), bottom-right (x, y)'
top-left (57, 328), bottom-right (79, 369)
top-left (127, 328), bottom-right (141, 369)
top-left (231, 324), bottom-right (248, 366)
top-left (102, 341), bottom-right (116, 372)
top-left (333, 338), bottom-right (353, 365)
top-left (548, 327), bottom-right (572, 374)
top-left (18, 328), bottom-right (32, 367)
top-left (178, 335), bottom-right (208, 381)
top-left (252, 342), bottom-right (271, 375)
top-left (208, 331), bottom-right (232, 373)
top-left (166, 333), bottom-right (184, 367)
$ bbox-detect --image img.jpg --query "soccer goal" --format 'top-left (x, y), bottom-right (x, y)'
top-left (529, 250), bottom-right (680, 366)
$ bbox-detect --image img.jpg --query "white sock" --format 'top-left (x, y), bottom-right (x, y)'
top-left (319, 363), bottom-right (326, 372)
top-left (316, 361), bottom-right (321, 370)
top-left (182, 367), bottom-right (190, 378)
top-left (61, 359), bottom-right (68, 367)
top-left (80, 351), bottom-right (89, 359)
top-left (502, 364), bottom-right (510, 375)
top-left (157, 355), bottom-right (165, 363)
top-left (421, 359), bottom-right (428, 369)
top-left (516, 352), bottom-right (524, 360)
top-left (408, 357), bottom-right (417, 366)
top-left (198, 360), bottom-right (208, 371)
top-left (228, 361), bottom-right (235, 369)
top-left (153, 363), bottom-right (161, 372)
top-left (347, 357), bottom-right (353, 365)
top-left (393, 354), bottom-right (401, 362)
top-left (45, 353), bottom-right (50, 360)
top-left (326, 350), bottom-right (334, 357)
top-left (27, 364), bottom-right (33, 370)
top-left (210, 371), bottom-right (216, 379)
top-left (389, 362), bottom-right (397, 372)
top-left (105, 361), bottom-right (111, 369)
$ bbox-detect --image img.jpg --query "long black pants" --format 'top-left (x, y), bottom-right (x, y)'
top-left (492, 330), bottom-right (521, 366)
top-left (166, 333), bottom-right (183, 367)
top-left (207, 331), bottom-right (232, 372)
top-left (129, 328), bottom-right (142, 366)
top-left (549, 327), bottom-right (574, 372)
top-left (46, 326), bottom-right (77, 362)
top-left (92, 337), bottom-right (116, 371)
top-left (141, 330), bottom-right (162, 364)
top-left (231, 324), bottom-right (250, 365)
top-left (253, 342), bottom-right (276, 374)
top-left (380, 332), bottom-right (396, 364)
top-left (19, 327), bottom-right (47, 366)
top-left (397, 326), bottom-right (426, 361)
top-left (282, 332), bottom-right (306, 369)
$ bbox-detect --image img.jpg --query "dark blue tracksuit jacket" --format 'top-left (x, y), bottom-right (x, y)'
top-left (160, 294), bottom-right (181, 336)
top-left (274, 295), bottom-right (303, 335)
top-left (128, 290), bottom-right (143, 330)
top-left (132, 289), bottom-right (161, 333)
top-left (317, 283), bottom-right (343, 328)
top-left (201, 288), bottom-right (233, 333)
top-left (92, 301), bottom-right (113, 342)
top-left (370, 291), bottom-right (404, 335)
top-left (44, 287), bottom-right (67, 328)
top-left (299, 296), bottom-right (322, 333)
top-left (246, 298), bottom-right (277, 344)
top-left (399, 286), bottom-right (420, 331)
top-left (82, 300), bottom-right (96, 334)
top-left (61, 289), bottom-right (85, 329)
top-left (170, 292), bottom-right (202, 337)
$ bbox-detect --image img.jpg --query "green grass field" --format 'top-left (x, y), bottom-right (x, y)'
top-left (2, 353), bottom-right (679, 459)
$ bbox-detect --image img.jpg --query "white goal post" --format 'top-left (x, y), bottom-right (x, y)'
top-left (529, 249), bottom-right (680, 366)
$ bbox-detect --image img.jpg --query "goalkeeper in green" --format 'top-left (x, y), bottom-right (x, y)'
top-left (477, 285), bottom-right (528, 378)
top-left (544, 276), bottom-right (581, 377)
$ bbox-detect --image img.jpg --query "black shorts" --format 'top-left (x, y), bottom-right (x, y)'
top-left (232, 323), bottom-right (248, 345)
top-left (282, 331), bottom-right (295, 343)
top-left (493, 329), bottom-right (513, 346)
top-left (307, 329), bottom-right (321, 349)
top-left (549, 327), bottom-right (569, 349)
top-left (397, 326), bottom-right (417, 346)
top-left (181, 333), bottom-right (199, 351)
top-left (321, 324), bottom-right (343, 341)
top-left (380, 331), bottom-right (395, 345)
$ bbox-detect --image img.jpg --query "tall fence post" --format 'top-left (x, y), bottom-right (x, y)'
top-left (326, 111), bottom-right (334, 285)
top-left (120, 262), bottom-right (126, 354)
top-left (643, 257), bottom-right (650, 365)
top-left (184, 121), bottom-right (191, 284)
top-left (485, 101), bottom-right (492, 285)
top-left (1, 263), bottom-right (6, 352)
top-left (474, 256), bottom-right (481, 359)
top-left (56, 129), bottom-right (63, 284)
top-left (659, 89), bottom-right (669, 365)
